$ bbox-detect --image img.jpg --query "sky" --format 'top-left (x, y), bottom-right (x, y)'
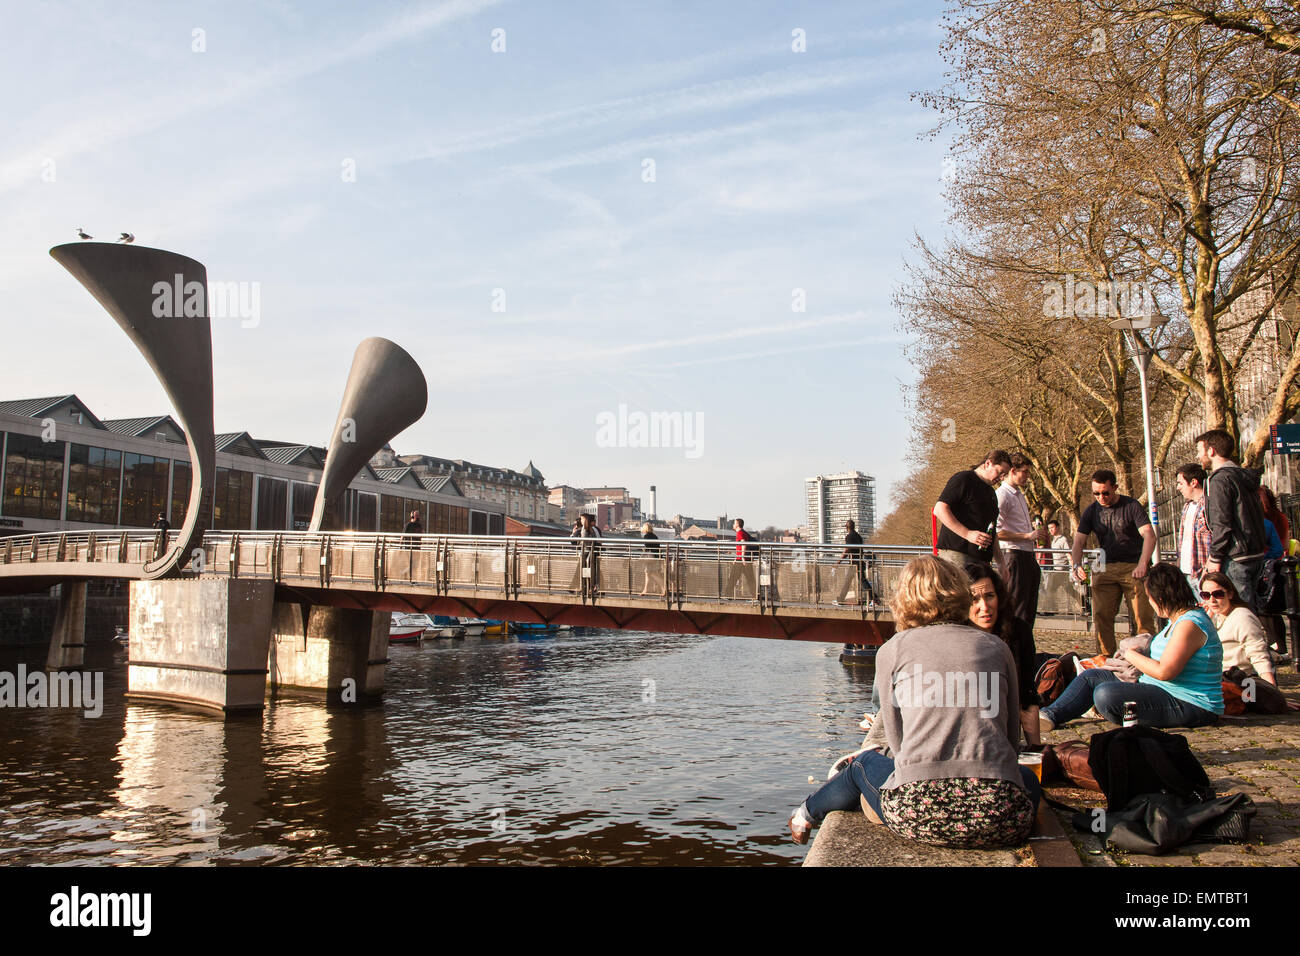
top-left (1, 0), bottom-right (954, 529)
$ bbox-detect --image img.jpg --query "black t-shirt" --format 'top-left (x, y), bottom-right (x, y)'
top-left (844, 529), bottom-right (865, 567)
top-left (642, 531), bottom-right (660, 554)
top-left (936, 469), bottom-right (999, 561)
top-left (1077, 494), bottom-right (1149, 563)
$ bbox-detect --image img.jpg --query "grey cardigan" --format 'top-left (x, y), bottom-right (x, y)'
top-left (869, 623), bottom-right (1023, 789)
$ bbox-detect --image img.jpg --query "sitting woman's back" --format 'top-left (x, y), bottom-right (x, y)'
top-left (876, 622), bottom-right (1021, 788)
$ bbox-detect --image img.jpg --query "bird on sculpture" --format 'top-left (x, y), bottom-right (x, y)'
top-left (76, 227), bottom-right (92, 240)
top-left (117, 233), bottom-right (135, 243)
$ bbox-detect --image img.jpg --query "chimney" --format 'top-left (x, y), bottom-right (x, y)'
top-left (649, 484), bottom-right (657, 520)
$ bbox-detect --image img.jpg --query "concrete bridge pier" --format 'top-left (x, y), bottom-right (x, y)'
top-left (127, 578), bottom-right (275, 715)
top-left (268, 604), bottom-right (390, 704)
top-left (46, 581), bottom-right (88, 670)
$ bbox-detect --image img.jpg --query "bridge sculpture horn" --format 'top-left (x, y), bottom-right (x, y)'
top-left (49, 243), bottom-right (216, 579)
top-left (309, 337), bottom-right (428, 532)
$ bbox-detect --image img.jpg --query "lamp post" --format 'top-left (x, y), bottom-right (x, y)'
top-left (1108, 314), bottom-right (1169, 538)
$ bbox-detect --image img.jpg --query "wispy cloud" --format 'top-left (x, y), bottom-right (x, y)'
top-left (0, 0), bottom-right (507, 191)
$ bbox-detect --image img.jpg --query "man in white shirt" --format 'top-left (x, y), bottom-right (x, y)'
top-left (996, 453), bottom-right (1040, 629)
top-left (1175, 462), bottom-right (1210, 595)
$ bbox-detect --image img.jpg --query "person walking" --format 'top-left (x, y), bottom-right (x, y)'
top-left (1195, 429), bottom-right (1270, 612)
top-left (1069, 469), bottom-right (1157, 655)
top-left (836, 519), bottom-right (873, 605)
top-left (996, 453), bottom-right (1041, 630)
top-left (933, 450), bottom-right (1012, 569)
top-left (728, 518), bottom-right (757, 599)
top-left (1045, 518), bottom-right (1073, 615)
top-left (1174, 462), bottom-right (1211, 595)
top-left (403, 509), bottom-right (423, 548)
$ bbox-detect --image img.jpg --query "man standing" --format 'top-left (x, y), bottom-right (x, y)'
top-left (1069, 469), bottom-right (1157, 655)
top-left (403, 509), bottom-right (423, 548)
top-left (1196, 429), bottom-right (1269, 611)
top-left (933, 450), bottom-right (1012, 569)
top-left (996, 453), bottom-right (1041, 629)
top-left (1174, 462), bottom-right (1211, 595)
top-left (1043, 519), bottom-right (1072, 615)
top-left (836, 519), bottom-right (873, 605)
top-left (729, 518), bottom-right (757, 599)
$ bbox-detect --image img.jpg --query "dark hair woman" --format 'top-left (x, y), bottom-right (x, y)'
top-left (1040, 563), bottom-right (1223, 731)
top-left (965, 561), bottom-right (1040, 746)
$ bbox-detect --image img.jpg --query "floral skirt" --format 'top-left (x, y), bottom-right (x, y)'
top-left (878, 777), bottom-right (1034, 848)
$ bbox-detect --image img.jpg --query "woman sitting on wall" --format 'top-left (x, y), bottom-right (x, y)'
top-left (788, 556), bottom-right (1038, 848)
top-left (1039, 563), bottom-right (1223, 732)
top-left (965, 561), bottom-right (1040, 746)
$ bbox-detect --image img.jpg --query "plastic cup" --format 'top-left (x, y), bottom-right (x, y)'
top-left (1018, 751), bottom-right (1043, 782)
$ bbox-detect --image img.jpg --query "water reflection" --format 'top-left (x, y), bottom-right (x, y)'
top-left (0, 631), bottom-right (875, 864)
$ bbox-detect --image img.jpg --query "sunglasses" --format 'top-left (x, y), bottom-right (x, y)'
top-left (1092, 490), bottom-right (1113, 498)
top-left (1199, 589), bottom-right (1228, 600)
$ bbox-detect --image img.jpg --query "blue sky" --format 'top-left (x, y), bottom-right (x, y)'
top-left (2, 0), bottom-right (952, 528)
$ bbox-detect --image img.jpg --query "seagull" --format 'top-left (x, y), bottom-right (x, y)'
top-left (76, 227), bottom-right (92, 240)
top-left (117, 233), bottom-right (135, 243)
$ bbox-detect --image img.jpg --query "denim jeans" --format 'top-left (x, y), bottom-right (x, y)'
top-left (1041, 667), bottom-right (1218, 728)
top-left (803, 750), bottom-right (1041, 823)
top-left (1223, 556), bottom-right (1265, 614)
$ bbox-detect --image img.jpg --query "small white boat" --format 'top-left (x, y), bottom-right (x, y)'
top-left (459, 618), bottom-right (488, 637)
top-left (389, 614), bottom-right (425, 643)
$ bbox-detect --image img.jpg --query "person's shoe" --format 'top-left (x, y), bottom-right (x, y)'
top-left (1081, 706), bottom-right (1102, 720)
top-left (1039, 713), bottom-right (1056, 736)
top-left (788, 806), bottom-right (813, 844)
top-left (859, 713), bottom-right (875, 732)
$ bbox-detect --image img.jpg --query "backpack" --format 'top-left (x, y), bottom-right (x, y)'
top-left (1034, 652), bottom-right (1079, 705)
top-left (1087, 726), bottom-right (1213, 811)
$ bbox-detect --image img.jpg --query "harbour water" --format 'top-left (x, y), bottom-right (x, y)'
top-left (0, 630), bottom-right (874, 865)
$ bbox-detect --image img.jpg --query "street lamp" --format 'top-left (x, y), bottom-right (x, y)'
top-left (1108, 313), bottom-right (1170, 537)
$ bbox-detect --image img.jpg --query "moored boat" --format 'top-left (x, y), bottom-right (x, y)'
top-left (459, 618), bottom-right (488, 637)
top-left (389, 617), bottom-right (425, 643)
top-left (510, 622), bottom-right (559, 638)
top-left (430, 614), bottom-right (465, 638)
top-left (482, 620), bottom-right (509, 637)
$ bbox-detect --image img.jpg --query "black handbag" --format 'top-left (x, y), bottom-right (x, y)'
top-left (1080, 792), bottom-right (1257, 855)
top-left (1088, 726), bottom-right (1213, 811)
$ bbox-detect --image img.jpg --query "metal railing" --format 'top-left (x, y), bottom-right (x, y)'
top-left (0, 530), bottom-right (1118, 624)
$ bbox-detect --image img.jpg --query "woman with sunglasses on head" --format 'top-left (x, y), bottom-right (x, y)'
top-left (1200, 571), bottom-right (1276, 686)
top-left (1040, 563), bottom-right (1223, 732)
top-left (965, 561), bottom-right (1041, 746)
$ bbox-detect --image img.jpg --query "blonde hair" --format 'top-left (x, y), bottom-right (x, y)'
top-left (890, 556), bottom-right (972, 630)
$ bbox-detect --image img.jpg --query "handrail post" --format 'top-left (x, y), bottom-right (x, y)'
top-left (230, 533), bottom-right (240, 579)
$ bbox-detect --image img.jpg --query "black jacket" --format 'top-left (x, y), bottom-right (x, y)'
top-left (1204, 464), bottom-right (1268, 562)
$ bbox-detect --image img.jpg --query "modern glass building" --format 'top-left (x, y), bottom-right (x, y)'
top-left (0, 395), bottom-right (506, 536)
top-left (805, 471), bottom-right (877, 544)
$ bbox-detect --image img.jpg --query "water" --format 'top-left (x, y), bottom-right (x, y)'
top-left (0, 631), bottom-right (875, 865)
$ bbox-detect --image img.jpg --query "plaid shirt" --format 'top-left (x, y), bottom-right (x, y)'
top-left (1177, 497), bottom-right (1212, 575)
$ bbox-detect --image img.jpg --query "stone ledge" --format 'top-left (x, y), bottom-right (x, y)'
top-left (803, 800), bottom-right (1079, 867)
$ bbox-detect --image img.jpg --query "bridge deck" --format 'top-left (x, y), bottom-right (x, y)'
top-left (0, 531), bottom-right (1101, 642)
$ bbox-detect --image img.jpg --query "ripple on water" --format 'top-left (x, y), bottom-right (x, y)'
top-left (0, 632), bottom-right (874, 864)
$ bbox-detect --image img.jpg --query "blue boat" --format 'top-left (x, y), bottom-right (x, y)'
top-left (509, 622), bottom-right (559, 638)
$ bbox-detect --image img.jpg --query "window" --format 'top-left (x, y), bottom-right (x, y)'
top-left (2, 432), bottom-right (65, 520)
top-left (121, 452), bottom-right (169, 527)
top-left (210, 468), bottom-right (253, 530)
top-left (66, 444), bottom-right (122, 524)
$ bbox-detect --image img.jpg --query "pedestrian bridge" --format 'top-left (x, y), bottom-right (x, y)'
top-left (2, 531), bottom-right (917, 641)
top-left (0, 529), bottom-right (1096, 716)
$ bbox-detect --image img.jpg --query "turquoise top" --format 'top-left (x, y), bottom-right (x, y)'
top-left (1139, 607), bottom-right (1224, 714)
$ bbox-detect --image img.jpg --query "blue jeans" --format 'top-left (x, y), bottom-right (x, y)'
top-left (1041, 668), bottom-right (1218, 728)
top-left (1223, 556), bottom-right (1265, 613)
top-left (803, 751), bottom-right (1041, 823)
